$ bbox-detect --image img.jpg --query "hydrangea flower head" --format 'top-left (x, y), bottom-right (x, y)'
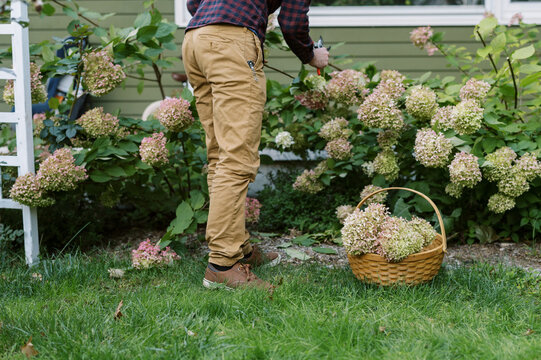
top-left (487, 193), bottom-right (516, 213)
top-left (377, 217), bottom-right (425, 262)
top-left (452, 99), bottom-right (484, 135)
top-left (408, 216), bottom-right (437, 248)
top-left (377, 129), bottom-right (401, 150)
top-left (336, 205), bottom-right (356, 224)
top-left (431, 106), bottom-right (457, 131)
top-left (448, 152), bottom-right (482, 188)
top-left (405, 86), bottom-right (438, 121)
top-left (497, 169), bottom-right (529, 198)
top-left (82, 49), bottom-right (126, 96)
top-left (318, 117), bottom-right (351, 141)
top-left (326, 69), bottom-right (369, 105)
top-left (293, 169), bottom-right (324, 194)
top-left (445, 182), bottom-right (463, 198)
top-left (156, 97), bottom-right (194, 132)
top-left (305, 74), bottom-right (326, 92)
top-left (77, 107), bottom-right (120, 138)
top-left (357, 91), bottom-right (404, 130)
top-left (484, 147), bottom-right (517, 182)
top-left (414, 128), bottom-right (453, 168)
top-left (515, 153), bottom-right (541, 181)
top-left (459, 78), bottom-right (491, 103)
top-left (341, 203), bottom-right (389, 255)
top-left (275, 131), bottom-right (295, 149)
top-left (139, 132), bottom-right (169, 167)
top-left (410, 26), bottom-right (438, 56)
top-left (376, 70), bottom-right (406, 99)
top-left (360, 184), bottom-right (387, 205)
top-left (373, 150), bottom-right (400, 182)
top-left (295, 90), bottom-right (327, 110)
top-left (245, 197), bottom-right (262, 223)
top-left (3, 62), bottom-right (47, 106)
top-left (10, 173), bottom-right (55, 207)
top-left (132, 239), bottom-right (180, 269)
top-left (325, 138), bottom-right (353, 160)
top-left (37, 148), bottom-right (88, 192)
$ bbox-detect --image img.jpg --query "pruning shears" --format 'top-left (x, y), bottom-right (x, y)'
top-left (314, 36), bottom-right (331, 76)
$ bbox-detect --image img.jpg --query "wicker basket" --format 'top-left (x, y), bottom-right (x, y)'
top-left (347, 187), bottom-right (447, 286)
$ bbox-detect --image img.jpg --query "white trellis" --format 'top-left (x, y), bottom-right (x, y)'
top-left (0, 0), bottom-right (39, 266)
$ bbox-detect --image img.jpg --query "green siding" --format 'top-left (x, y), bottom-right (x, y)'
top-left (1, 1), bottom-right (483, 117)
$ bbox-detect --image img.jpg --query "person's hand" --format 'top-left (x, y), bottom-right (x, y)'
top-left (309, 47), bottom-right (329, 70)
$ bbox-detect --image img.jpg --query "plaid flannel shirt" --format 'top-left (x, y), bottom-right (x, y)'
top-left (186, 0), bottom-right (314, 64)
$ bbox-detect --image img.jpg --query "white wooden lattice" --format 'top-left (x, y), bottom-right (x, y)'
top-left (0, 0), bottom-right (39, 266)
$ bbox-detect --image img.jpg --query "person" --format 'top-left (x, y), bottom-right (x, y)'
top-left (182, 0), bottom-right (329, 290)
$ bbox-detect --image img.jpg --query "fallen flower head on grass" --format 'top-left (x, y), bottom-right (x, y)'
top-left (132, 239), bottom-right (180, 269)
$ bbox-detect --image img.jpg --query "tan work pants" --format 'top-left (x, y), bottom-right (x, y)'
top-left (182, 25), bottom-right (266, 266)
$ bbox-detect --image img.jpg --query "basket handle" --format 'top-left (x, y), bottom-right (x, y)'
top-left (356, 187), bottom-right (447, 253)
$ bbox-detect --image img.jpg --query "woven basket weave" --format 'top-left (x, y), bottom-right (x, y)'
top-left (347, 187), bottom-right (446, 286)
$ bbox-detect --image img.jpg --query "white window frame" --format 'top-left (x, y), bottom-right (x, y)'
top-left (174, 0), bottom-right (541, 27)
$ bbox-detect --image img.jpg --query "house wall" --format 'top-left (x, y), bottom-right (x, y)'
top-left (1, 1), bottom-right (483, 118)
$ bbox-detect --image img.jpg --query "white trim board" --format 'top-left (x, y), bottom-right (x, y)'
top-left (174, 0), bottom-right (541, 27)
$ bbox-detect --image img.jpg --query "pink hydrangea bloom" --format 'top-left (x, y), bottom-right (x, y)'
top-left (357, 90), bottom-right (404, 131)
top-left (245, 197), bottom-right (262, 223)
top-left (341, 203), bottom-right (389, 255)
top-left (318, 117), bottom-right (351, 141)
top-left (82, 49), bottom-right (126, 96)
top-left (10, 173), bottom-right (55, 207)
top-left (37, 147), bottom-right (88, 192)
top-left (131, 239), bottom-right (180, 269)
top-left (139, 132), bottom-right (169, 167)
top-left (295, 90), bottom-right (327, 110)
top-left (156, 97), bottom-right (194, 132)
top-left (3, 62), bottom-right (47, 106)
top-left (293, 169), bottom-right (324, 194)
top-left (376, 70), bottom-right (406, 99)
top-left (459, 78), bottom-right (491, 103)
top-left (360, 184), bottom-right (387, 205)
top-left (410, 26), bottom-right (438, 56)
top-left (77, 107), bottom-right (120, 138)
top-left (325, 138), bottom-right (353, 160)
top-left (326, 69), bottom-right (369, 105)
top-left (405, 86), bottom-right (438, 121)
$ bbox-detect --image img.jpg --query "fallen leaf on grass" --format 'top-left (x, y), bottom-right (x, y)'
top-left (313, 247), bottom-right (338, 255)
top-left (378, 326), bottom-right (390, 336)
top-left (524, 329), bottom-right (534, 336)
top-left (108, 269), bottom-right (125, 278)
top-left (285, 248), bottom-right (311, 261)
top-left (277, 242), bottom-right (292, 249)
top-left (21, 336), bottom-right (38, 358)
top-left (114, 300), bottom-right (124, 320)
top-left (186, 329), bottom-right (197, 337)
top-left (31, 273), bottom-right (42, 281)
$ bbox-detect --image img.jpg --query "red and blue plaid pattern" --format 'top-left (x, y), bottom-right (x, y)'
top-left (186, 0), bottom-right (314, 64)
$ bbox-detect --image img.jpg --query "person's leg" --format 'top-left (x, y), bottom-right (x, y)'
top-left (181, 31), bottom-right (219, 196)
top-left (188, 25), bottom-right (266, 267)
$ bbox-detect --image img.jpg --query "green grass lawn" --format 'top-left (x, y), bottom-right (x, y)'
top-left (0, 253), bottom-right (540, 359)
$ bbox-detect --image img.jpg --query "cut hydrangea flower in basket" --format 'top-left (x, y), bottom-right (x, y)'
top-left (341, 187), bottom-right (447, 286)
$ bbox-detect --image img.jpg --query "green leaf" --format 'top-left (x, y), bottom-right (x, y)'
top-left (448, 136), bottom-right (468, 147)
top-left (189, 190), bottom-right (205, 210)
top-left (511, 45), bottom-right (535, 61)
top-left (89, 170), bottom-right (112, 183)
top-left (137, 26), bottom-right (158, 42)
top-left (490, 33), bottom-right (506, 52)
top-left (48, 97), bottom-right (59, 110)
top-left (194, 210), bottom-right (208, 224)
top-left (41, 3), bottom-right (56, 16)
top-left (41, 45), bottom-right (55, 63)
top-left (104, 166), bottom-right (127, 177)
top-left (393, 198), bottom-right (412, 220)
top-left (62, 6), bottom-right (78, 19)
top-left (277, 242), bottom-right (292, 248)
top-left (414, 196), bottom-right (434, 213)
top-left (170, 201), bottom-right (194, 235)
top-left (134, 12), bottom-right (152, 28)
top-left (155, 22), bottom-right (177, 38)
top-left (285, 248), bottom-right (311, 261)
top-left (313, 247), bottom-right (338, 255)
top-left (476, 17), bottom-right (498, 39)
top-left (292, 234), bottom-right (315, 247)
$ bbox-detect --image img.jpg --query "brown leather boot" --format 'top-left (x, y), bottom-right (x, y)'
top-left (203, 263), bottom-right (274, 290)
top-left (240, 244), bottom-right (281, 268)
